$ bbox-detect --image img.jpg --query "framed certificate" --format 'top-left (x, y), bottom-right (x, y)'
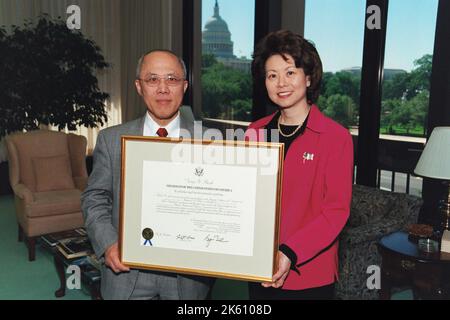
top-left (119, 136), bottom-right (284, 282)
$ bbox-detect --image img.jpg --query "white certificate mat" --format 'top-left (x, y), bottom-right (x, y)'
top-left (141, 161), bottom-right (257, 256)
top-left (119, 136), bottom-right (283, 282)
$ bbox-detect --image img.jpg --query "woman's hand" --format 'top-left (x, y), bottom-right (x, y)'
top-left (262, 251), bottom-right (291, 288)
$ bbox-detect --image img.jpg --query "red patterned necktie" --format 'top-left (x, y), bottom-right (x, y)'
top-left (156, 127), bottom-right (168, 137)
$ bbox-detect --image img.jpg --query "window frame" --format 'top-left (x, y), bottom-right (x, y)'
top-left (182, 0), bottom-right (450, 223)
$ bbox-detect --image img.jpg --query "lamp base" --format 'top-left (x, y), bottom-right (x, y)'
top-left (439, 184), bottom-right (450, 231)
top-left (441, 230), bottom-right (450, 253)
top-left (441, 202), bottom-right (450, 230)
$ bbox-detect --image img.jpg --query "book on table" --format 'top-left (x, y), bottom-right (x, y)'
top-left (57, 236), bottom-right (93, 259)
top-left (70, 256), bottom-right (101, 281)
top-left (41, 228), bottom-right (87, 247)
top-left (81, 263), bottom-right (101, 282)
top-left (86, 254), bottom-right (102, 270)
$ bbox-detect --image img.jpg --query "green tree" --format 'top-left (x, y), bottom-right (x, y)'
top-left (389, 101), bottom-right (415, 134)
top-left (320, 72), bottom-right (334, 98)
top-left (407, 90), bottom-right (429, 135)
top-left (381, 54), bottom-right (432, 136)
top-left (201, 59), bottom-right (252, 120)
top-left (202, 53), bottom-right (218, 69)
top-left (381, 99), bottom-right (402, 134)
top-left (408, 54), bottom-right (432, 97)
top-left (0, 16), bottom-right (110, 137)
top-left (382, 72), bottom-right (409, 100)
top-left (320, 71), bottom-right (360, 126)
top-left (323, 71), bottom-right (360, 107)
top-left (382, 54), bottom-right (432, 101)
top-left (316, 96), bottom-right (328, 112)
top-left (322, 94), bottom-right (355, 129)
top-left (230, 99), bottom-right (252, 121)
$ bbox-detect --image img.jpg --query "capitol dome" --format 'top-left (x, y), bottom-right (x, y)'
top-left (202, 0), bottom-right (235, 59)
top-left (204, 16), bottom-right (229, 33)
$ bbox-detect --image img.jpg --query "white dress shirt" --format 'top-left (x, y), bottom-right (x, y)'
top-left (143, 111), bottom-right (181, 138)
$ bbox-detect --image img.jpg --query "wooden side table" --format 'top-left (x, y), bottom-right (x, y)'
top-left (40, 236), bottom-right (102, 300)
top-left (53, 249), bottom-right (102, 300)
top-left (377, 231), bottom-right (450, 299)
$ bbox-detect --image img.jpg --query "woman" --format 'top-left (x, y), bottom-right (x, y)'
top-left (246, 30), bottom-right (353, 300)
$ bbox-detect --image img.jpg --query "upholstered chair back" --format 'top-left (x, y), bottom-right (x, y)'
top-left (6, 130), bottom-right (87, 192)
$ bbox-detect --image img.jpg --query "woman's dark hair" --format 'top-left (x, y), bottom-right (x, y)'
top-left (252, 29), bottom-right (323, 104)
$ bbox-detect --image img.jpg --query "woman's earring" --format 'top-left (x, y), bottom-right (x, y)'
top-left (307, 81), bottom-right (311, 87)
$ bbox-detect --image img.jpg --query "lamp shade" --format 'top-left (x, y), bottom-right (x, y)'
top-left (414, 127), bottom-right (450, 180)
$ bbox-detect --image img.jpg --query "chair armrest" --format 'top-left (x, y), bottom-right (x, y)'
top-left (341, 218), bottom-right (405, 246)
top-left (74, 176), bottom-right (88, 191)
top-left (405, 195), bottom-right (423, 225)
top-left (12, 183), bottom-right (34, 204)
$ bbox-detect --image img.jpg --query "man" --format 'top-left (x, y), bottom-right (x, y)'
top-left (81, 49), bottom-right (213, 300)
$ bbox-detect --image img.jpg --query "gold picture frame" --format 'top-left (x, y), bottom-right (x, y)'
top-left (119, 136), bottom-right (283, 282)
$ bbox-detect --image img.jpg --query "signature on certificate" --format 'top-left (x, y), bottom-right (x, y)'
top-left (204, 234), bottom-right (229, 248)
top-left (176, 234), bottom-right (196, 242)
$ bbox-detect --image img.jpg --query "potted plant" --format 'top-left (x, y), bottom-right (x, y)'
top-left (0, 14), bottom-right (110, 137)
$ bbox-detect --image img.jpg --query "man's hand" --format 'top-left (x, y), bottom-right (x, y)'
top-left (104, 242), bottom-right (130, 273)
top-left (262, 251), bottom-right (291, 288)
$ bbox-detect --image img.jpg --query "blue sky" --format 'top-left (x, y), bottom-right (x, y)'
top-left (305, 0), bottom-right (439, 72)
top-left (202, 0), bottom-right (438, 72)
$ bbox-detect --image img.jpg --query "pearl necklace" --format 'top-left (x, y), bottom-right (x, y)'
top-left (277, 116), bottom-right (304, 138)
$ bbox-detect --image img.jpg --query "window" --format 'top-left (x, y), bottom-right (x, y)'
top-left (200, 0), bottom-right (255, 121)
top-left (378, 0), bottom-right (439, 196)
top-left (304, 0), bottom-right (366, 130)
top-left (381, 0), bottom-right (438, 138)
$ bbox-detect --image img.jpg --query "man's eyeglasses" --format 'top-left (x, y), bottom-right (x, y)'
top-left (138, 74), bottom-right (184, 87)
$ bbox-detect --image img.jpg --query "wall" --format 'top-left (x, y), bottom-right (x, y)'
top-left (0, 0), bottom-right (184, 156)
top-left (120, 0), bottom-right (184, 122)
top-left (0, 0), bottom-right (183, 193)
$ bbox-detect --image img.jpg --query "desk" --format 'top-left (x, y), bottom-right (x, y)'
top-left (377, 231), bottom-right (450, 299)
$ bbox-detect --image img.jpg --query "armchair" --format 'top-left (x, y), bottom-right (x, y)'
top-left (336, 184), bottom-right (423, 299)
top-left (6, 130), bottom-right (87, 261)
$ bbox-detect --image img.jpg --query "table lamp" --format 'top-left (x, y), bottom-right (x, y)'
top-left (414, 127), bottom-right (450, 231)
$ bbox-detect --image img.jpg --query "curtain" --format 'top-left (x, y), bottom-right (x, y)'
top-left (0, 0), bottom-right (121, 155)
top-left (120, 0), bottom-right (182, 123)
top-left (0, 0), bottom-right (181, 158)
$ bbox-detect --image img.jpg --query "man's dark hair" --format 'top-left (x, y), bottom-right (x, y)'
top-left (252, 29), bottom-right (323, 104)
